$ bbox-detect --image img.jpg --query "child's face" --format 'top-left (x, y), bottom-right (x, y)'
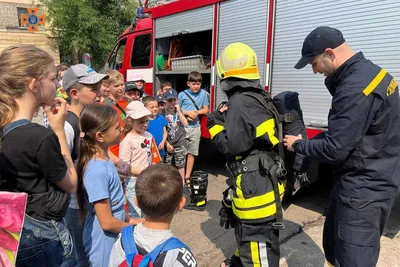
top-left (162, 85), bottom-right (172, 94)
top-left (132, 116), bottom-right (149, 134)
top-left (187, 81), bottom-right (201, 93)
top-left (166, 98), bottom-right (177, 110)
top-left (158, 101), bottom-right (166, 110)
top-left (125, 90), bottom-right (141, 101)
top-left (73, 84), bottom-right (100, 105)
top-left (134, 80), bottom-right (145, 90)
top-left (145, 100), bottom-right (159, 117)
top-left (109, 79), bottom-right (125, 98)
top-left (36, 66), bottom-right (58, 106)
top-left (99, 81), bottom-right (110, 98)
top-left (101, 116), bottom-right (121, 146)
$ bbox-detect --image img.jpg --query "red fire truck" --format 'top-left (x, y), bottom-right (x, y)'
top-left (105, 0), bottom-right (400, 183)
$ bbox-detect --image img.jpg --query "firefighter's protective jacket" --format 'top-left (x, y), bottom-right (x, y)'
top-left (293, 52), bottom-right (400, 199)
top-left (208, 87), bottom-right (284, 224)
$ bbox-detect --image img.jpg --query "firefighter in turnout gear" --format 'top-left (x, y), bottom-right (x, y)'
top-left (208, 42), bottom-right (286, 267)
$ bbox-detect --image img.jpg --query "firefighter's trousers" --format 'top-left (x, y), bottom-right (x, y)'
top-left (226, 165), bottom-right (283, 267)
top-left (229, 221), bottom-right (280, 267)
top-left (323, 188), bottom-right (395, 267)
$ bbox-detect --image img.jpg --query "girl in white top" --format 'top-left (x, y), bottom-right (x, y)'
top-left (119, 101), bottom-right (154, 218)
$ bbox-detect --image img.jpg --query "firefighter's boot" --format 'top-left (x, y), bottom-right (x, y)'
top-left (184, 171), bottom-right (208, 211)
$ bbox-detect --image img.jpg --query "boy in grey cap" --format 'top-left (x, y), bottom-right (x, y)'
top-left (63, 64), bottom-right (108, 267)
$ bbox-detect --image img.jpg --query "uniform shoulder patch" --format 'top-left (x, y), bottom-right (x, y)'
top-left (176, 247), bottom-right (197, 267)
top-left (386, 78), bottom-right (398, 96)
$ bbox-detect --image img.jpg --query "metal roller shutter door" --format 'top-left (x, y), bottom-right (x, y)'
top-left (216, 0), bottom-right (268, 105)
top-left (154, 5), bottom-right (213, 39)
top-left (271, 0), bottom-right (400, 124)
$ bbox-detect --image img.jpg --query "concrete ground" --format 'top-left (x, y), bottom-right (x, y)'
top-left (170, 163), bottom-right (400, 267)
top-left (31, 112), bottom-right (400, 267)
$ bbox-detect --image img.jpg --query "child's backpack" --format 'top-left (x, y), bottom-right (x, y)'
top-left (118, 225), bottom-right (188, 267)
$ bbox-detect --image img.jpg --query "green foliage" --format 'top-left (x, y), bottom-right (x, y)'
top-left (40, 0), bottom-right (139, 68)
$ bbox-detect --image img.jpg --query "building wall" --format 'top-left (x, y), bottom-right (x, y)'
top-left (0, 0), bottom-right (60, 63)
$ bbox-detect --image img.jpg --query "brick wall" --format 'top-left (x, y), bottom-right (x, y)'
top-left (0, 2), bottom-right (21, 28)
top-left (0, 31), bottom-right (60, 63)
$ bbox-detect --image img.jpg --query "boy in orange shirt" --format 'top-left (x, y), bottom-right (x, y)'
top-left (102, 70), bottom-right (131, 158)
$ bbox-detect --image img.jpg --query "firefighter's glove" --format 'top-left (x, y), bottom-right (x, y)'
top-left (219, 187), bottom-right (235, 229)
top-left (207, 110), bottom-right (225, 129)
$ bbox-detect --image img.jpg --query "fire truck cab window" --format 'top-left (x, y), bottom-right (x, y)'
top-left (109, 38), bottom-right (127, 70)
top-left (131, 34), bottom-right (151, 68)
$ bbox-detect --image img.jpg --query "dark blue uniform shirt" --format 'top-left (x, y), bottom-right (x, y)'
top-left (294, 52), bottom-right (400, 199)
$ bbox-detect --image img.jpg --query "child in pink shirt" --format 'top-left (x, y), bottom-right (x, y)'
top-left (119, 101), bottom-right (153, 218)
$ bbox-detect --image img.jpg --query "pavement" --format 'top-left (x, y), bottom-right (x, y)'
top-left (170, 160), bottom-right (400, 267)
top-left (30, 112), bottom-right (400, 267)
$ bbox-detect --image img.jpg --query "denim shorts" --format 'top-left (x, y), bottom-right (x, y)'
top-left (16, 214), bottom-right (77, 267)
top-left (124, 177), bottom-right (142, 219)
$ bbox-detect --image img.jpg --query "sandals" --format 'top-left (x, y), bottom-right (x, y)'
top-left (185, 177), bottom-right (191, 185)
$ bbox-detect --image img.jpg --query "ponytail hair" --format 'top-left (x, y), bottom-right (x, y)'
top-left (0, 45), bottom-right (54, 127)
top-left (76, 104), bottom-right (119, 222)
top-left (123, 117), bottom-right (133, 136)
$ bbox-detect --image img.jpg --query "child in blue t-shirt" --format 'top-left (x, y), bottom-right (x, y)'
top-left (76, 104), bottom-right (143, 267)
top-left (143, 96), bottom-right (168, 157)
top-left (178, 71), bottom-right (209, 180)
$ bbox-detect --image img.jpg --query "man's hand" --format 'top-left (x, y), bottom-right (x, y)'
top-left (283, 134), bottom-right (303, 151)
top-left (219, 105), bottom-right (228, 113)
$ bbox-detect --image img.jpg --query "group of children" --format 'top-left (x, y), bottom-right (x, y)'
top-left (0, 45), bottom-right (203, 267)
top-left (61, 67), bottom-right (208, 266)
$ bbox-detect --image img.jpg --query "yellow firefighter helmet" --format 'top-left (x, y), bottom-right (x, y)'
top-left (216, 42), bottom-right (260, 80)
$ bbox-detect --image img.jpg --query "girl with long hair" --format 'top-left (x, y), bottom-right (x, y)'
top-left (0, 45), bottom-right (78, 266)
top-left (76, 104), bottom-right (142, 267)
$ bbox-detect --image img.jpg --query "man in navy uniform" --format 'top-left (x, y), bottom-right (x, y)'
top-left (284, 26), bottom-right (400, 267)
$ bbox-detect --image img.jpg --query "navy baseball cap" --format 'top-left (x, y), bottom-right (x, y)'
top-left (155, 94), bottom-right (165, 102)
top-left (294, 26), bottom-right (345, 69)
top-left (164, 88), bottom-right (178, 100)
top-left (125, 81), bottom-right (139, 92)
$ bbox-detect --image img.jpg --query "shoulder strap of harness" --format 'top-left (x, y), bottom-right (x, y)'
top-left (239, 89), bottom-right (286, 164)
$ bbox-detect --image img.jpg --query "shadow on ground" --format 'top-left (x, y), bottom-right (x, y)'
top-left (200, 200), bottom-right (326, 267)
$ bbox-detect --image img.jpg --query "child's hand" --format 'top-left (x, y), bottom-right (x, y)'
top-left (158, 140), bottom-right (166, 150)
top-left (116, 160), bottom-right (130, 176)
top-left (129, 217), bottom-right (145, 225)
top-left (166, 143), bottom-right (174, 153)
top-left (175, 103), bottom-right (181, 110)
top-left (188, 111), bottom-right (198, 120)
top-left (43, 97), bottom-right (67, 133)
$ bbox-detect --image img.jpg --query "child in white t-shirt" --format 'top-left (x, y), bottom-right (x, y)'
top-left (119, 101), bottom-right (154, 218)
